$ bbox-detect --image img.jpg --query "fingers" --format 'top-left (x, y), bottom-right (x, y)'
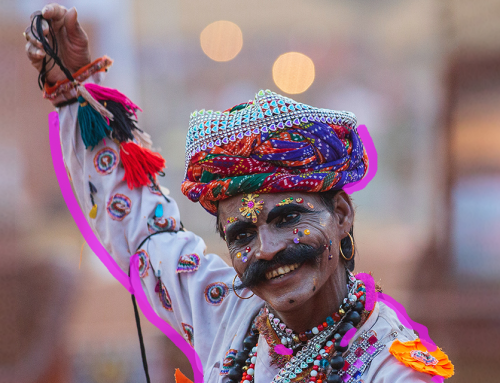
top-left (41, 3), bottom-right (68, 22)
top-left (26, 41), bottom-right (46, 70)
top-left (24, 20), bottom-right (48, 48)
top-left (64, 7), bottom-right (84, 39)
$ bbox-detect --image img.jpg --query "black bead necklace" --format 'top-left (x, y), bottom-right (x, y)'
top-left (227, 322), bottom-right (260, 383)
top-left (227, 277), bottom-right (367, 383)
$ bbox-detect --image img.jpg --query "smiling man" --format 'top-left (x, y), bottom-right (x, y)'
top-left (25, 4), bottom-right (453, 382)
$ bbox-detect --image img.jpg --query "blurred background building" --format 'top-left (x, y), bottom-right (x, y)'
top-left (1, 0), bottom-right (499, 382)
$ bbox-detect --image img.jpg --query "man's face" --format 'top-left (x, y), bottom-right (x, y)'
top-left (218, 191), bottom-right (353, 313)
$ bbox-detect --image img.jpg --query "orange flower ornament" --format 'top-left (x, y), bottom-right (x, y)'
top-left (174, 368), bottom-right (194, 383)
top-left (389, 338), bottom-right (454, 379)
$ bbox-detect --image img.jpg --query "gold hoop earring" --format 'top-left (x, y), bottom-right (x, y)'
top-left (339, 232), bottom-right (355, 261)
top-left (232, 274), bottom-right (255, 299)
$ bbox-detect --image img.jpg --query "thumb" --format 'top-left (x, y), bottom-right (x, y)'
top-left (64, 7), bottom-right (85, 39)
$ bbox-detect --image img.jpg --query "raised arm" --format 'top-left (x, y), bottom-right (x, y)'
top-left (24, 4), bottom-right (261, 367)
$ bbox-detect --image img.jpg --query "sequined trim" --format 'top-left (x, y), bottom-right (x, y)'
top-left (43, 56), bottom-right (113, 100)
top-left (182, 323), bottom-right (194, 347)
top-left (94, 147), bottom-right (118, 175)
top-left (159, 282), bottom-right (173, 311)
top-left (204, 282), bottom-right (228, 306)
top-left (176, 253), bottom-right (200, 273)
top-left (106, 193), bottom-right (131, 221)
top-left (338, 330), bottom-right (384, 383)
top-left (136, 249), bottom-right (150, 278)
top-left (220, 349), bottom-right (237, 376)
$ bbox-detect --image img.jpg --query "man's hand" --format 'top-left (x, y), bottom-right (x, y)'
top-left (24, 3), bottom-right (91, 85)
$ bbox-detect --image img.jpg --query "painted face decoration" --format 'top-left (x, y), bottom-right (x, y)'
top-left (239, 193), bottom-right (264, 223)
top-left (224, 217), bottom-right (238, 233)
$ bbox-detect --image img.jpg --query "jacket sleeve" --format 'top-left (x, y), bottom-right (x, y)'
top-left (56, 73), bottom-right (248, 361)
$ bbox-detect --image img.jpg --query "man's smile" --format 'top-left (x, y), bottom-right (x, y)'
top-left (265, 262), bottom-right (303, 280)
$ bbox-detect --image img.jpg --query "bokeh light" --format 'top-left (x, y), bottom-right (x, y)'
top-left (200, 21), bottom-right (243, 62)
top-left (272, 52), bottom-right (315, 94)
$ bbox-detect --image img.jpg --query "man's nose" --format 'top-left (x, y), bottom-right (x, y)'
top-left (255, 226), bottom-right (286, 262)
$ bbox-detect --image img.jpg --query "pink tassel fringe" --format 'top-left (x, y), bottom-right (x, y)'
top-left (84, 83), bottom-right (143, 119)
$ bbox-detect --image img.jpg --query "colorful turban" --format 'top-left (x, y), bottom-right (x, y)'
top-left (181, 90), bottom-right (369, 215)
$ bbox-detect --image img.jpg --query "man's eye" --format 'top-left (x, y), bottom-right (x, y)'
top-left (279, 213), bottom-right (299, 224)
top-left (235, 232), bottom-right (251, 241)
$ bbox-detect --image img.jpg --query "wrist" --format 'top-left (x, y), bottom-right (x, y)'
top-left (43, 56), bottom-right (113, 105)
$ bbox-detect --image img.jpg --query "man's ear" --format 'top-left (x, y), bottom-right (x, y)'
top-left (334, 191), bottom-right (354, 233)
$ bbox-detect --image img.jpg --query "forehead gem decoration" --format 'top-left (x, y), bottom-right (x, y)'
top-left (240, 193), bottom-right (264, 223)
top-left (276, 197), bottom-right (294, 207)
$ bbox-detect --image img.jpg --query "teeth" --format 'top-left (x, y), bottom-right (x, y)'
top-left (265, 263), bottom-right (302, 280)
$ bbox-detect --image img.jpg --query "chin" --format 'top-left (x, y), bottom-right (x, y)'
top-left (261, 275), bottom-right (319, 312)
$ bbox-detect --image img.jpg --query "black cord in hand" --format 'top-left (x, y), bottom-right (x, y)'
top-left (31, 12), bottom-right (74, 89)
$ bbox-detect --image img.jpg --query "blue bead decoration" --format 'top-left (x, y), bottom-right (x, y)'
top-left (320, 359), bottom-right (329, 369)
top-left (155, 203), bottom-right (163, 218)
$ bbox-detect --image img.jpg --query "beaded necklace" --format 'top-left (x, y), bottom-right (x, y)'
top-left (227, 272), bottom-right (367, 383)
top-left (267, 273), bottom-right (361, 351)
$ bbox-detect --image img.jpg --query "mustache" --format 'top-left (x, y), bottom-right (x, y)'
top-left (233, 243), bottom-right (326, 291)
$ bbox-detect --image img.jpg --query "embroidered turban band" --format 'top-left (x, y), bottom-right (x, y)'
top-left (181, 89), bottom-right (369, 215)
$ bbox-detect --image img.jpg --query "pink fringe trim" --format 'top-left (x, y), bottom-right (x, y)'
top-left (84, 83), bottom-right (142, 119)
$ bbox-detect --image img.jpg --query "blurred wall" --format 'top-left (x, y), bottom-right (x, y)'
top-left (1, 0), bottom-right (499, 382)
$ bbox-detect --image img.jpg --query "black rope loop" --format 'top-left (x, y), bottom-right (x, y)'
top-left (31, 13), bottom-right (74, 89)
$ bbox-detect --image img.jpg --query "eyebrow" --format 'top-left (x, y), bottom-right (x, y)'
top-left (266, 204), bottom-right (315, 223)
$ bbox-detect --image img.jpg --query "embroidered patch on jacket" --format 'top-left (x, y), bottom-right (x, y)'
top-left (182, 323), bottom-right (194, 347)
top-left (106, 194), bottom-right (132, 221)
top-left (177, 254), bottom-right (200, 273)
top-left (338, 330), bottom-right (384, 383)
top-left (136, 249), bottom-right (150, 277)
top-left (148, 216), bottom-right (176, 233)
top-left (220, 349), bottom-right (237, 375)
top-left (94, 147), bottom-right (118, 175)
top-left (204, 282), bottom-right (228, 306)
top-left (410, 350), bottom-right (438, 366)
top-left (159, 282), bottom-right (173, 311)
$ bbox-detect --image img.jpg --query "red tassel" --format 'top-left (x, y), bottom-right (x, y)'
top-left (120, 142), bottom-right (165, 189)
